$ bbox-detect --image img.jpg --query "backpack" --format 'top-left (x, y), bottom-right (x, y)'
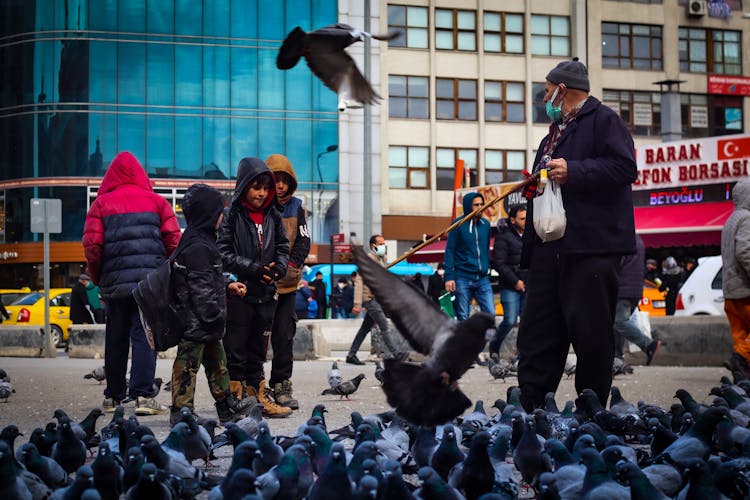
top-left (132, 258), bottom-right (186, 351)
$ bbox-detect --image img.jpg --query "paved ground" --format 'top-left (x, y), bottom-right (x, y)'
top-left (0, 350), bottom-right (729, 481)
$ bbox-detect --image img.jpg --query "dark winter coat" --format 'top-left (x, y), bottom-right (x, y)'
top-left (172, 184), bottom-right (228, 343)
top-left (217, 157), bottom-right (289, 303)
top-left (521, 97), bottom-right (637, 267)
top-left (491, 221), bottom-right (527, 290)
top-left (618, 235), bottom-right (645, 300)
top-left (70, 281), bottom-right (93, 324)
top-left (310, 277), bottom-right (328, 316)
top-left (444, 192), bottom-right (492, 281)
top-left (83, 151), bottom-right (181, 299)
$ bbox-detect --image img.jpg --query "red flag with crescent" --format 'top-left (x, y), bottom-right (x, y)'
top-left (718, 136), bottom-right (750, 160)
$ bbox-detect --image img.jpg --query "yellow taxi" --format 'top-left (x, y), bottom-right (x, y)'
top-left (3, 288), bottom-right (73, 346)
top-left (0, 288), bottom-right (31, 306)
top-left (640, 279), bottom-right (667, 317)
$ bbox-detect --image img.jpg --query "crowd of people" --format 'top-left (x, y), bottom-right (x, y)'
top-left (73, 56), bottom-right (730, 427)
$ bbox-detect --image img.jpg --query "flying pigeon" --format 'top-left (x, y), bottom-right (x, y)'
top-left (352, 245), bottom-right (496, 426)
top-left (276, 24), bottom-right (400, 111)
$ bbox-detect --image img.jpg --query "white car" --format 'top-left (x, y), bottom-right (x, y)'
top-left (674, 255), bottom-right (724, 316)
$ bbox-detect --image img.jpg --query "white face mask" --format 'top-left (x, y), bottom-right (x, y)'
top-left (437, 269), bottom-right (445, 276)
top-left (374, 244), bottom-right (387, 256)
top-left (338, 283), bottom-right (345, 289)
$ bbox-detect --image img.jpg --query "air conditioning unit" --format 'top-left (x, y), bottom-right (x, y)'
top-left (687, 0), bottom-right (707, 17)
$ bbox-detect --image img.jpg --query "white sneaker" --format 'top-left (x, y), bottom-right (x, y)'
top-left (135, 396), bottom-right (168, 416)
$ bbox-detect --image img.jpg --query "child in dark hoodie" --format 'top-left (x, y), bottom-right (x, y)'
top-left (169, 184), bottom-right (254, 426)
top-left (217, 158), bottom-right (292, 418)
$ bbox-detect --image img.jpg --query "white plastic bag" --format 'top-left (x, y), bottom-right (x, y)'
top-left (533, 181), bottom-right (566, 242)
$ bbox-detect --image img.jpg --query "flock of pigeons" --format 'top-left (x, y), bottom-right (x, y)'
top-left (3, 362), bottom-right (750, 499)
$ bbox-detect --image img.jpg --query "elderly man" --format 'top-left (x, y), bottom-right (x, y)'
top-left (517, 58), bottom-right (637, 411)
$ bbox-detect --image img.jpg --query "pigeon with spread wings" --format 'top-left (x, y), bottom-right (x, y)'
top-left (353, 245), bottom-right (496, 426)
top-left (277, 24), bottom-right (399, 111)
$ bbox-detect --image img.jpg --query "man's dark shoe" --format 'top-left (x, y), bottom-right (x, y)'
top-left (215, 394), bottom-right (255, 424)
top-left (346, 354), bottom-right (365, 365)
top-left (645, 340), bottom-right (660, 366)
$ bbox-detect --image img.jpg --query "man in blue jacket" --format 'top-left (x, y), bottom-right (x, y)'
top-left (444, 192), bottom-right (494, 322)
top-left (517, 58), bottom-right (637, 412)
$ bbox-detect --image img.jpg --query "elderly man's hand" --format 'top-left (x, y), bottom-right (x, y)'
top-left (547, 158), bottom-right (568, 185)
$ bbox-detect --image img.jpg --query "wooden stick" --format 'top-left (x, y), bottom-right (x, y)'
top-left (387, 174), bottom-right (539, 268)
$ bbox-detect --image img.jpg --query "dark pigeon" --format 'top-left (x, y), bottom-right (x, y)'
top-left (321, 373), bottom-right (366, 399)
top-left (124, 462), bottom-right (172, 500)
top-left (51, 415), bottom-right (87, 474)
top-left (353, 245), bottom-right (496, 425)
top-left (276, 24), bottom-right (400, 109)
top-left (17, 442), bottom-right (70, 490)
top-left (307, 442), bottom-right (353, 500)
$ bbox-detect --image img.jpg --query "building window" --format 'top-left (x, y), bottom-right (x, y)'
top-left (601, 23), bottom-right (662, 70)
top-left (486, 150), bottom-right (527, 184)
top-left (436, 78), bottom-right (477, 121)
top-left (389, 75), bottom-right (429, 119)
top-left (436, 148), bottom-right (477, 191)
top-left (681, 94), bottom-right (744, 138)
top-left (485, 81), bottom-right (524, 122)
top-left (530, 15), bottom-right (570, 56)
top-left (602, 90), bottom-right (661, 136)
top-left (483, 12), bottom-right (523, 53)
top-left (388, 146), bottom-right (429, 189)
top-left (679, 28), bottom-right (741, 75)
top-left (387, 4), bottom-right (428, 48)
top-left (532, 82), bottom-right (548, 123)
top-left (435, 9), bottom-right (476, 51)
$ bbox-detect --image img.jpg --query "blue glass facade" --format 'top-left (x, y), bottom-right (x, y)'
top-left (0, 0), bottom-right (339, 247)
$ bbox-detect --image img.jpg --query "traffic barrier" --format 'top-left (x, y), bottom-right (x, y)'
top-left (0, 327), bottom-right (46, 357)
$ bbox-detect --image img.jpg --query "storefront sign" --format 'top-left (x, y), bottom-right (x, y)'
top-left (707, 74), bottom-right (750, 97)
top-left (633, 103), bottom-right (652, 127)
top-left (690, 106), bottom-right (708, 128)
top-left (634, 133), bottom-right (750, 190)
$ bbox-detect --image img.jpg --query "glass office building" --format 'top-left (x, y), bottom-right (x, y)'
top-left (0, 0), bottom-right (339, 287)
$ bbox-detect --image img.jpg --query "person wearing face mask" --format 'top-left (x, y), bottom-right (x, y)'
top-left (345, 234), bottom-right (408, 365)
top-left (427, 263), bottom-right (446, 304)
top-left (517, 58), bottom-right (637, 412)
top-left (332, 277), bottom-right (354, 318)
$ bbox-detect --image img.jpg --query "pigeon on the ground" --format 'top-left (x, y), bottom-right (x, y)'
top-left (374, 361), bottom-right (384, 384)
top-left (307, 442), bottom-right (352, 500)
top-left (328, 361), bottom-right (343, 389)
top-left (0, 369), bottom-right (14, 402)
top-left (321, 373), bottom-right (365, 399)
top-left (353, 245), bottom-right (496, 426)
top-left (84, 366), bottom-right (106, 384)
top-left (488, 356), bottom-right (515, 381)
top-left (0, 440), bottom-right (32, 500)
top-left (17, 442), bottom-right (70, 490)
top-left (277, 24), bottom-right (400, 110)
top-left (124, 462), bottom-right (172, 500)
top-left (51, 415), bottom-right (87, 474)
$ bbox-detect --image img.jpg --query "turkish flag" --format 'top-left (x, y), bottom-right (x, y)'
top-left (718, 136), bottom-right (750, 160)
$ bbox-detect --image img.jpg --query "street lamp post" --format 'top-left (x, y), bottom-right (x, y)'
top-left (315, 145), bottom-right (338, 243)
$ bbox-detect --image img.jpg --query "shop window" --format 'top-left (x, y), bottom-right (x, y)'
top-left (681, 94), bottom-right (744, 138)
top-left (602, 89), bottom-right (661, 136)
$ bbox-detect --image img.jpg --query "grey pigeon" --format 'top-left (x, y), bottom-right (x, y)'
top-left (0, 377), bottom-right (13, 402)
top-left (321, 373), bottom-right (366, 399)
top-left (276, 24), bottom-right (400, 110)
top-left (0, 440), bottom-right (32, 500)
top-left (488, 357), bottom-right (515, 381)
top-left (328, 361), bottom-right (343, 389)
top-left (414, 466), bottom-right (464, 500)
top-left (307, 442), bottom-right (353, 500)
top-left (254, 422), bottom-right (284, 476)
top-left (448, 431), bottom-right (496, 499)
top-left (84, 366), bottom-right (106, 384)
top-left (51, 464), bottom-right (94, 500)
top-left (353, 245), bottom-right (496, 426)
top-left (17, 442), bottom-right (70, 490)
top-left (91, 442), bottom-right (123, 500)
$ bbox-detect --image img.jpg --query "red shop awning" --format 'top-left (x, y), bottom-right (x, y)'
top-left (635, 201), bottom-right (733, 247)
top-left (406, 240), bottom-right (447, 263)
